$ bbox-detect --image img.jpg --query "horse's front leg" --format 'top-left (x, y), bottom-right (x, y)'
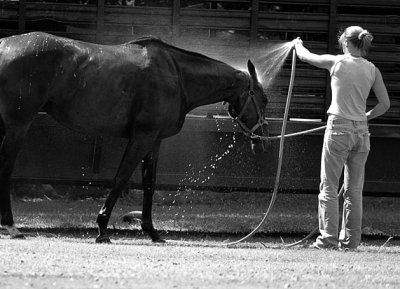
top-left (141, 140), bottom-right (164, 242)
top-left (95, 132), bottom-right (159, 243)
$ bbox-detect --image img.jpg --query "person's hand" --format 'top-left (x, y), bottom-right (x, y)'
top-left (291, 37), bottom-right (303, 47)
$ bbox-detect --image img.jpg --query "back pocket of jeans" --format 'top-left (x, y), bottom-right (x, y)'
top-left (358, 132), bottom-right (371, 152)
top-left (325, 131), bottom-right (350, 154)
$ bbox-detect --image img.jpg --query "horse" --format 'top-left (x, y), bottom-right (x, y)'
top-left (0, 32), bottom-right (269, 243)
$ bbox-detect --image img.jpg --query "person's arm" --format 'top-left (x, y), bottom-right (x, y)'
top-left (366, 67), bottom-right (390, 121)
top-left (292, 38), bottom-right (336, 71)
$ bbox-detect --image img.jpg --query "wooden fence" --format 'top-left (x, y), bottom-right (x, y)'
top-left (1, 0), bottom-right (399, 123)
top-left (1, 0), bottom-right (399, 193)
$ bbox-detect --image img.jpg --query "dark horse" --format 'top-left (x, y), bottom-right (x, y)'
top-left (0, 32), bottom-right (268, 243)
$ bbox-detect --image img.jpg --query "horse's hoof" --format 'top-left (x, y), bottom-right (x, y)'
top-left (5, 226), bottom-right (25, 239)
top-left (95, 235), bottom-right (111, 244)
top-left (11, 234), bottom-right (25, 239)
top-left (152, 238), bottom-right (166, 243)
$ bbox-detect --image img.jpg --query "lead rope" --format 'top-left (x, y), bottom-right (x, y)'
top-left (223, 47), bottom-right (297, 246)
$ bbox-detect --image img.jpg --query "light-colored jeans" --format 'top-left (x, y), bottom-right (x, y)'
top-left (315, 117), bottom-right (370, 249)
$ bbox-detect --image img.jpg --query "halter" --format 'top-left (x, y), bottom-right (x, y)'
top-left (231, 77), bottom-right (268, 138)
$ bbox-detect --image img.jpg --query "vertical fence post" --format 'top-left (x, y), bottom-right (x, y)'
top-left (96, 0), bottom-right (105, 44)
top-left (324, 0), bottom-right (337, 118)
top-left (209, 2), bottom-right (217, 38)
top-left (172, 0), bottom-right (181, 40)
top-left (250, 0), bottom-right (259, 46)
top-left (18, 0), bottom-right (26, 34)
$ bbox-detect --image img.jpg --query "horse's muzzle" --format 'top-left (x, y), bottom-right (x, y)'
top-left (250, 122), bottom-right (269, 154)
top-left (251, 137), bottom-right (269, 154)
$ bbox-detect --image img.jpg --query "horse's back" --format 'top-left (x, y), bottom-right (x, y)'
top-left (0, 32), bottom-right (209, 139)
top-left (0, 33), bottom-right (151, 135)
top-left (0, 32), bottom-right (151, 76)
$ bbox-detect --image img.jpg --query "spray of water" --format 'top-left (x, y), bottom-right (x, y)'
top-left (166, 119), bottom-right (237, 225)
top-left (253, 41), bottom-right (294, 91)
top-left (164, 41), bottom-right (294, 227)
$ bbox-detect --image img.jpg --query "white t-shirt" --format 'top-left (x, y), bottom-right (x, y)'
top-left (328, 54), bottom-right (376, 121)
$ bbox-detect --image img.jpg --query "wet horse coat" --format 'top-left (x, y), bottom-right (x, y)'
top-left (0, 32), bottom-right (268, 242)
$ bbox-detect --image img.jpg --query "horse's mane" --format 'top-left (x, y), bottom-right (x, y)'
top-left (126, 36), bottom-right (227, 65)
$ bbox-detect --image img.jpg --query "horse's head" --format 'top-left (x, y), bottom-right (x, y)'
top-left (228, 60), bottom-right (269, 154)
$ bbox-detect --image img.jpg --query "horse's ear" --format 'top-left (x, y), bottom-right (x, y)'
top-left (247, 60), bottom-right (257, 80)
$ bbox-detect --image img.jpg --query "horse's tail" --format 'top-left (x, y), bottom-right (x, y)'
top-left (0, 39), bottom-right (5, 143)
top-left (0, 115), bottom-right (4, 146)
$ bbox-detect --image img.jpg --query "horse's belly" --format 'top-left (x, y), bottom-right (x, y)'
top-left (46, 104), bottom-right (131, 138)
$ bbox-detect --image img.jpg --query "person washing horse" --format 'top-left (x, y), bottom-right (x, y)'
top-left (292, 26), bottom-right (390, 250)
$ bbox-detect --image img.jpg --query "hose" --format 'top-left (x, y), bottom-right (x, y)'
top-left (223, 47), bottom-right (297, 246)
top-left (256, 125), bottom-right (327, 140)
top-left (283, 184), bottom-right (344, 248)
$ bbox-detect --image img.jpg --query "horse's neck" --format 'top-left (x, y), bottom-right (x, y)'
top-left (182, 62), bottom-right (247, 112)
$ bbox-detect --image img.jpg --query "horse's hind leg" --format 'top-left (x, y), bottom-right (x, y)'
top-left (0, 123), bottom-right (31, 239)
top-left (141, 141), bottom-right (164, 242)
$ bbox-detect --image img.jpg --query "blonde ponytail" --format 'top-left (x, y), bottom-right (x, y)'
top-left (338, 26), bottom-right (373, 56)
